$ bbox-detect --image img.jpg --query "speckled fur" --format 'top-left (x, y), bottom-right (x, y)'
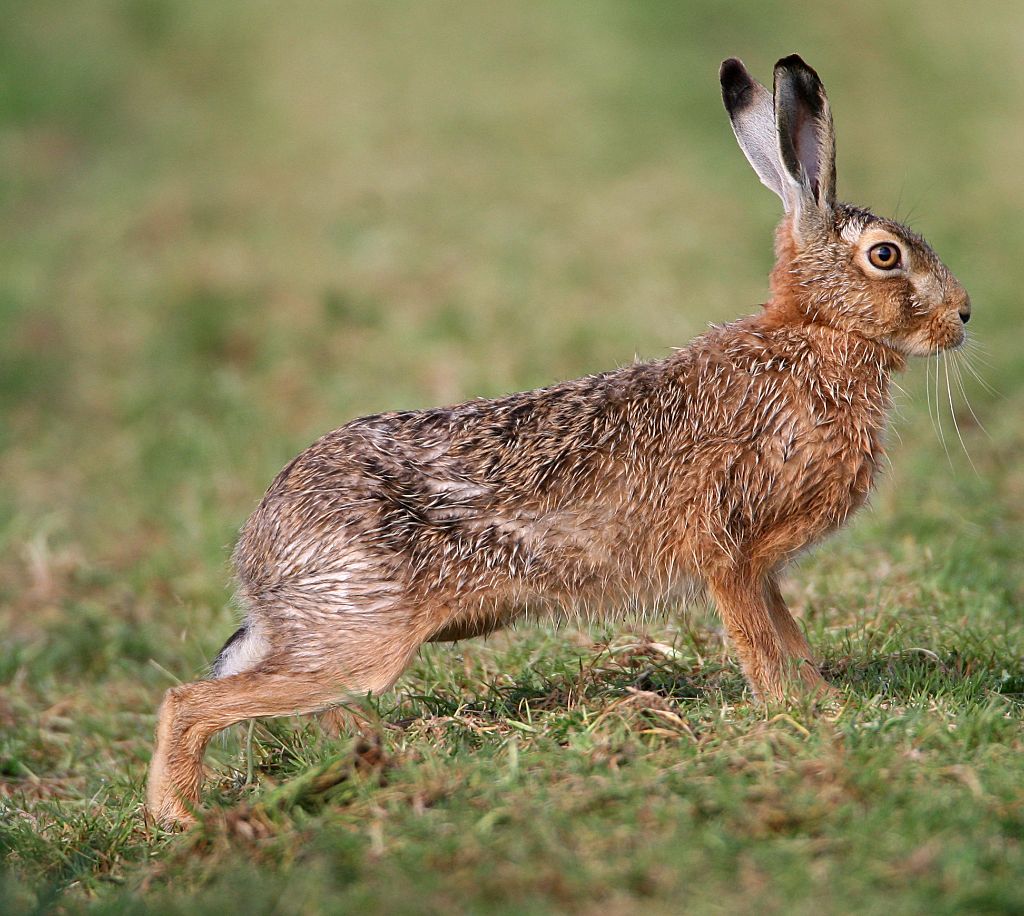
top-left (147, 55), bottom-right (971, 828)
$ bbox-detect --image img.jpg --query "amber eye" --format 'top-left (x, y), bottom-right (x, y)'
top-left (868, 242), bottom-right (902, 270)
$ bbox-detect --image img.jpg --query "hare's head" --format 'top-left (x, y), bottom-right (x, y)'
top-left (721, 54), bottom-right (970, 357)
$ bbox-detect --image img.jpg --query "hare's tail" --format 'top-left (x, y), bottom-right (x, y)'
top-left (210, 620), bottom-right (269, 678)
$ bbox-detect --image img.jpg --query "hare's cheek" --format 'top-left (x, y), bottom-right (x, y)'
top-left (881, 300), bottom-right (906, 336)
top-left (867, 284), bottom-right (910, 337)
top-left (889, 281), bottom-right (919, 327)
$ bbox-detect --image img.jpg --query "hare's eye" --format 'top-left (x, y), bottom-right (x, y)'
top-left (868, 242), bottom-right (902, 270)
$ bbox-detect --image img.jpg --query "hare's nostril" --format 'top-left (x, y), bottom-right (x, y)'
top-left (957, 293), bottom-right (972, 324)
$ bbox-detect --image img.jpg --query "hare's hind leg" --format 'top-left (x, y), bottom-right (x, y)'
top-left (147, 618), bottom-right (426, 828)
top-left (147, 670), bottom-right (344, 828)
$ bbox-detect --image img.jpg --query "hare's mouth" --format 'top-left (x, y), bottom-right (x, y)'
top-left (883, 318), bottom-right (967, 358)
top-left (934, 319), bottom-right (969, 355)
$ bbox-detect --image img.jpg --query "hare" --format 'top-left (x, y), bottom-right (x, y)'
top-left (147, 54), bottom-right (971, 827)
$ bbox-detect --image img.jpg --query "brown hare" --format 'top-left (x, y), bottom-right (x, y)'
top-left (147, 54), bottom-right (971, 827)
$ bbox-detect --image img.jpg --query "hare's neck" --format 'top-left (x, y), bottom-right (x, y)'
top-left (730, 314), bottom-right (901, 433)
top-left (808, 321), bottom-right (898, 393)
top-left (803, 327), bottom-right (901, 455)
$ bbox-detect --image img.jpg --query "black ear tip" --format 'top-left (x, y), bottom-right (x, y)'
top-left (774, 53), bottom-right (823, 86)
top-left (775, 52), bottom-right (810, 71)
top-left (720, 57), bottom-right (754, 109)
top-left (720, 57), bottom-right (744, 79)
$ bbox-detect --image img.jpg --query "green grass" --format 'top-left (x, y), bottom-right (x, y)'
top-left (2, 1), bottom-right (1023, 912)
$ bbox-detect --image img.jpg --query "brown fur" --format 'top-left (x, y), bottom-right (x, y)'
top-left (147, 55), bottom-right (970, 828)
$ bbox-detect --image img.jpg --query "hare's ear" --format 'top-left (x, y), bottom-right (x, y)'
top-left (773, 54), bottom-right (836, 216)
top-left (720, 58), bottom-right (793, 210)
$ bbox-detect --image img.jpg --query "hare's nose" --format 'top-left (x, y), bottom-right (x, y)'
top-left (957, 293), bottom-right (971, 324)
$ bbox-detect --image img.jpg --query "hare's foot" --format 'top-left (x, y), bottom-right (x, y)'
top-left (146, 686), bottom-right (203, 829)
top-left (146, 621), bottom-right (429, 830)
top-left (317, 704), bottom-right (377, 739)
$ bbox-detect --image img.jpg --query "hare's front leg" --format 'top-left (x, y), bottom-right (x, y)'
top-left (763, 575), bottom-right (832, 696)
top-left (707, 571), bottom-right (808, 702)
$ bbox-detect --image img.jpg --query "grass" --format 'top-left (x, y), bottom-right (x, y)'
top-left (1, 1), bottom-right (1023, 912)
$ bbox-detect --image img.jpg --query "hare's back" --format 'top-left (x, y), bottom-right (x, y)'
top-left (233, 367), bottom-right (654, 597)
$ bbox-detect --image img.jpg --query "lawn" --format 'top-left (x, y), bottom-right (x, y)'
top-left (1, 1), bottom-right (1022, 912)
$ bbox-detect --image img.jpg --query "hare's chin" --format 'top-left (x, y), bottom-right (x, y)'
top-left (883, 328), bottom-right (966, 358)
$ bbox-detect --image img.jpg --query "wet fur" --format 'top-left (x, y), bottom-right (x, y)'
top-left (147, 55), bottom-right (970, 828)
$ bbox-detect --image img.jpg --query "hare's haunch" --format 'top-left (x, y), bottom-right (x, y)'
top-left (148, 55), bottom-right (970, 828)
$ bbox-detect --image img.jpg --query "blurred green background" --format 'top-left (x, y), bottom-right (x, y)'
top-left (2, 1), bottom-right (1022, 911)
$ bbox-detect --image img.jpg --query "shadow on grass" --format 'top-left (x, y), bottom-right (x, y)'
top-left (394, 645), bottom-right (1021, 727)
top-left (393, 648), bottom-right (725, 726)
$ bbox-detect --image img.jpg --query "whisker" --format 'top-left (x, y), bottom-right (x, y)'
top-left (963, 336), bottom-right (993, 356)
top-left (962, 339), bottom-right (998, 370)
top-left (893, 178), bottom-right (907, 224)
top-left (959, 346), bottom-right (1000, 397)
top-left (964, 352), bottom-right (997, 373)
top-left (951, 352), bottom-right (991, 441)
top-left (889, 378), bottom-right (910, 398)
top-left (934, 353), bottom-right (954, 470)
top-left (943, 352), bottom-right (978, 475)
top-left (888, 377), bottom-right (909, 424)
top-left (924, 347), bottom-right (939, 437)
